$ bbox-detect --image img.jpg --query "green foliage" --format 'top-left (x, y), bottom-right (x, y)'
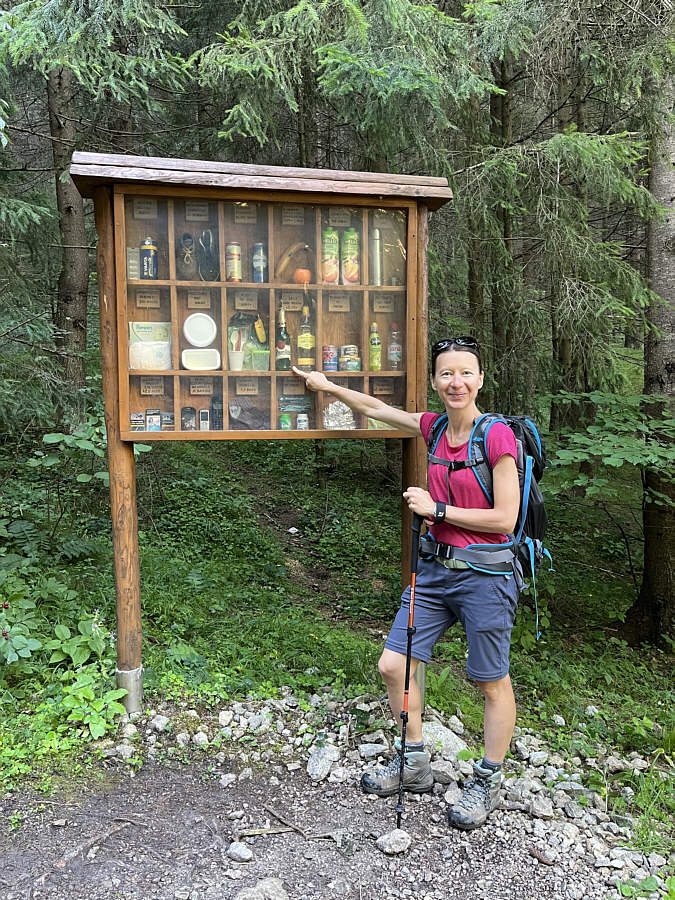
top-left (57, 670), bottom-right (127, 739)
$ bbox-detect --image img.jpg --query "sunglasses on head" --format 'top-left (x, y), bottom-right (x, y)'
top-left (432, 336), bottom-right (479, 354)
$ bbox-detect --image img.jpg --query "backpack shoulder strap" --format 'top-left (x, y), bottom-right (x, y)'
top-left (467, 413), bottom-right (507, 504)
top-left (426, 413), bottom-right (448, 455)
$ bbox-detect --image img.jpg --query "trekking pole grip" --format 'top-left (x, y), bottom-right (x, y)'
top-left (410, 513), bottom-right (423, 576)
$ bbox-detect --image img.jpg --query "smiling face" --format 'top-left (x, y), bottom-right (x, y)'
top-left (431, 349), bottom-right (484, 412)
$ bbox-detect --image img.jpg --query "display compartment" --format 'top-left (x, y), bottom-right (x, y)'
top-left (124, 196), bottom-right (170, 281)
top-left (319, 289), bottom-right (364, 372)
top-left (177, 287), bottom-right (222, 370)
top-left (369, 290), bottom-right (406, 373)
top-left (222, 202), bottom-right (269, 284)
top-left (367, 375), bottom-right (406, 429)
top-left (226, 287), bottom-right (271, 371)
top-left (227, 375), bottom-right (271, 431)
top-left (276, 374), bottom-right (314, 431)
top-left (272, 204), bottom-right (316, 285)
top-left (319, 206), bottom-right (364, 287)
top-left (319, 376), bottom-right (365, 430)
top-left (273, 289), bottom-right (317, 371)
top-left (178, 375), bottom-right (224, 432)
top-left (128, 375), bottom-right (175, 432)
top-left (172, 198), bottom-right (220, 282)
top-left (368, 208), bottom-right (407, 287)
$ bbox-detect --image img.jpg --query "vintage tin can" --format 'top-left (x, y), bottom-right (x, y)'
top-left (225, 242), bottom-right (242, 282)
top-left (251, 242), bottom-right (267, 283)
top-left (160, 411), bottom-right (175, 431)
top-left (340, 227), bottom-right (360, 285)
top-left (130, 412), bottom-right (145, 431)
top-left (296, 413), bottom-right (309, 430)
top-left (339, 356), bottom-right (361, 371)
top-left (279, 413), bottom-right (292, 430)
top-left (145, 408), bottom-right (161, 431)
top-left (321, 227), bottom-right (339, 284)
top-left (322, 345), bottom-right (338, 371)
top-left (339, 344), bottom-right (359, 358)
top-left (181, 406), bottom-right (197, 431)
top-left (140, 236), bottom-right (158, 280)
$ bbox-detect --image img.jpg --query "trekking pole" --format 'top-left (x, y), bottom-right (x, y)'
top-left (396, 512), bottom-right (423, 828)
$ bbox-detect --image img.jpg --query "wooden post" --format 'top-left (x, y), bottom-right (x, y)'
top-left (401, 204), bottom-right (429, 708)
top-left (94, 186), bottom-right (144, 714)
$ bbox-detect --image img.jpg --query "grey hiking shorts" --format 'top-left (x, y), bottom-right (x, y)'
top-left (384, 556), bottom-right (519, 682)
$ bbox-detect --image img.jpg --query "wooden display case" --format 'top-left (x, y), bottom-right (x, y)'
top-left (70, 152), bottom-right (451, 711)
top-left (71, 154), bottom-right (452, 442)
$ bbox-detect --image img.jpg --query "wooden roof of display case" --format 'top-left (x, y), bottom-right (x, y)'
top-left (70, 152), bottom-right (453, 209)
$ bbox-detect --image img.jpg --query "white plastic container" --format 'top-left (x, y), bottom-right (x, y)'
top-left (183, 313), bottom-right (217, 348)
top-left (181, 348), bottom-right (221, 370)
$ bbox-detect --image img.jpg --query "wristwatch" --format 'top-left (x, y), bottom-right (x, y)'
top-left (433, 501), bottom-right (447, 525)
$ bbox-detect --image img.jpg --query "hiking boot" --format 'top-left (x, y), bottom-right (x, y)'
top-left (446, 761), bottom-right (502, 830)
top-left (360, 740), bottom-right (433, 797)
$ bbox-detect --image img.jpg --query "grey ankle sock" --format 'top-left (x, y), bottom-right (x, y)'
top-left (405, 741), bottom-right (425, 751)
top-left (480, 757), bottom-right (502, 771)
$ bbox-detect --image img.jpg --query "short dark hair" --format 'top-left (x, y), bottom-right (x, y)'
top-left (431, 337), bottom-right (482, 376)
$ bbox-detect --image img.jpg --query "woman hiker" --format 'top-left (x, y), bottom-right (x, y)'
top-left (292, 337), bottom-right (521, 831)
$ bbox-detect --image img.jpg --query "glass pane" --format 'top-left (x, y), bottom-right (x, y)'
top-left (272, 204), bottom-right (315, 285)
top-left (228, 376), bottom-right (271, 430)
top-left (277, 375), bottom-right (314, 430)
top-left (128, 376), bottom-right (174, 432)
top-left (367, 376), bottom-right (405, 429)
top-left (319, 376), bottom-right (364, 429)
top-left (124, 196), bottom-right (170, 281)
top-left (178, 376), bottom-right (224, 432)
top-left (368, 208), bottom-right (407, 287)
top-left (319, 207), bottom-right (363, 286)
top-left (173, 199), bottom-right (220, 282)
top-left (226, 288), bottom-right (271, 371)
top-left (222, 202), bottom-right (268, 284)
top-left (178, 288), bottom-right (222, 371)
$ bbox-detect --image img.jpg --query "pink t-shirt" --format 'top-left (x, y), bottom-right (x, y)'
top-left (420, 413), bottom-right (517, 548)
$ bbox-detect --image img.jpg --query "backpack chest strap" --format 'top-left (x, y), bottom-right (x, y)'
top-left (427, 454), bottom-right (481, 471)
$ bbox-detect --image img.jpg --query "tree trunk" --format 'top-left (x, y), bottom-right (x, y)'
top-left (47, 67), bottom-right (89, 389)
top-left (625, 98), bottom-right (675, 644)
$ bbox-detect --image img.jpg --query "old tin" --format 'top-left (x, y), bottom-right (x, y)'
top-left (322, 345), bottom-right (338, 371)
top-left (296, 413), bottom-right (310, 430)
top-left (225, 242), bottom-right (242, 282)
top-left (338, 356), bottom-right (361, 371)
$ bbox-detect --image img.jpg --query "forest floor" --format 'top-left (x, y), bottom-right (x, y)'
top-left (1, 757), bottom-right (602, 900)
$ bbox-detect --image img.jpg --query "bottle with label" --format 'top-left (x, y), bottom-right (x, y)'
top-left (321, 227), bottom-right (340, 284)
top-left (369, 322), bottom-right (382, 371)
top-left (388, 322), bottom-right (402, 370)
top-left (275, 304), bottom-right (291, 370)
top-left (297, 304), bottom-right (316, 371)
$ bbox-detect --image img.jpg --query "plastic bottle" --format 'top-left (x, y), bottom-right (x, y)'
top-left (388, 322), bottom-right (402, 370)
top-left (369, 322), bottom-right (382, 371)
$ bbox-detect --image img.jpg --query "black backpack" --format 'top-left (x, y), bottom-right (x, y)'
top-left (427, 412), bottom-right (550, 578)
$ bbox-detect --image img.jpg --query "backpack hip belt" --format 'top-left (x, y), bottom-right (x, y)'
top-left (419, 535), bottom-right (515, 573)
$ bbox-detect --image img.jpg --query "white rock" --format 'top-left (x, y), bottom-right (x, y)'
top-left (121, 723), bottom-right (137, 738)
top-left (444, 784), bottom-right (462, 806)
top-left (529, 750), bottom-right (549, 766)
top-left (359, 743), bottom-right (389, 760)
top-left (233, 878), bottom-right (289, 900)
top-left (175, 732), bottom-right (190, 748)
top-left (376, 829), bottom-right (412, 854)
top-left (239, 767), bottom-right (253, 780)
top-left (648, 852), bottom-right (667, 871)
top-left (585, 705), bottom-right (600, 718)
top-left (421, 722), bottom-right (468, 760)
top-left (431, 760), bottom-right (458, 785)
top-left (116, 744), bottom-right (135, 760)
top-left (220, 773), bottom-right (237, 788)
top-left (605, 755), bottom-right (629, 773)
top-left (149, 714), bottom-right (170, 733)
top-left (529, 796), bottom-right (554, 819)
top-left (227, 841), bottom-right (254, 862)
top-left (552, 714), bottom-right (566, 726)
top-left (219, 710), bottom-right (234, 727)
top-left (448, 715), bottom-right (465, 735)
top-left (327, 876), bottom-right (353, 897)
top-left (307, 742), bottom-right (340, 781)
top-left (328, 766), bottom-right (351, 783)
top-left (192, 732), bottom-right (209, 748)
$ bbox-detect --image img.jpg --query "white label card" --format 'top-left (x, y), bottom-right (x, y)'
top-left (234, 204), bottom-right (258, 224)
top-left (187, 289), bottom-right (211, 309)
top-left (133, 197), bottom-right (158, 220)
top-left (280, 290), bottom-right (304, 311)
top-left (372, 378), bottom-right (394, 395)
top-left (189, 377), bottom-right (214, 396)
top-left (185, 200), bottom-right (210, 222)
top-left (328, 208), bottom-right (352, 227)
top-left (373, 294), bottom-right (395, 313)
top-left (236, 377), bottom-right (259, 396)
top-left (126, 248), bottom-right (140, 280)
top-left (235, 290), bottom-right (258, 311)
top-left (281, 206), bottom-right (305, 226)
top-left (135, 290), bottom-right (161, 309)
top-left (328, 292), bottom-right (350, 313)
top-left (140, 376), bottom-right (165, 396)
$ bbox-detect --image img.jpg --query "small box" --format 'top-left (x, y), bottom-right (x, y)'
top-left (126, 247), bottom-right (140, 280)
top-left (130, 412), bottom-right (145, 431)
top-left (161, 412), bottom-right (175, 431)
top-left (145, 408), bottom-right (161, 431)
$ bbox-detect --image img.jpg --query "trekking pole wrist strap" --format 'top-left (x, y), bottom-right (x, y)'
top-left (433, 501), bottom-right (447, 525)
